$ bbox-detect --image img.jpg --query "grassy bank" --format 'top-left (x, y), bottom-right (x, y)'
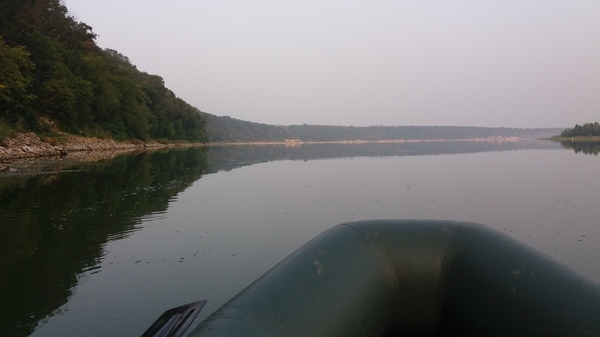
top-left (547, 136), bottom-right (600, 142)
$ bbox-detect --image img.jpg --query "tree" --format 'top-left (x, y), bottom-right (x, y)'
top-left (0, 36), bottom-right (36, 124)
top-left (0, 1), bottom-right (207, 141)
top-left (560, 122), bottom-right (600, 137)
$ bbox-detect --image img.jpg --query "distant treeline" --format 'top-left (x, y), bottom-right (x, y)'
top-left (202, 114), bottom-right (563, 142)
top-left (201, 114), bottom-right (291, 142)
top-left (283, 125), bottom-right (561, 142)
top-left (560, 122), bottom-right (600, 137)
top-left (0, 0), bottom-right (206, 141)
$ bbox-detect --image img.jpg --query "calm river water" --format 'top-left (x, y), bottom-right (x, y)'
top-left (1, 140), bottom-right (598, 337)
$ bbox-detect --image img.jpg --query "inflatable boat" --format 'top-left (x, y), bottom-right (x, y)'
top-left (149, 220), bottom-right (600, 337)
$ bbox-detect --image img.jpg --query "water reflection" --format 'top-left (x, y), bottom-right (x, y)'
top-left (0, 139), bottom-right (577, 337)
top-left (204, 140), bottom-right (561, 172)
top-left (0, 148), bottom-right (208, 337)
top-left (560, 141), bottom-right (600, 155)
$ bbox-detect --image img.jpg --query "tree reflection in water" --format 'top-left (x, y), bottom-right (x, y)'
top-left (0, 148), bottom-right (208, 337)
top-left (560, 141), bottom-right (600, 155)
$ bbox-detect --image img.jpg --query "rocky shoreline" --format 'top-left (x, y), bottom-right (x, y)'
top-left (0, 132), bottom-right (171, 160)
top-left (0, 133), bottom-right (178, 173)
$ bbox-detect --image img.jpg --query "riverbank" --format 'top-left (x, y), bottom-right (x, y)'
top-left (547, 136), bottom-right (600, 142)
top-left (1, 132), bottom-right (525, 164)
top-left (0, 132), bottom-right (199, 177)
top-left (0, 132), bottom-right (174, 162)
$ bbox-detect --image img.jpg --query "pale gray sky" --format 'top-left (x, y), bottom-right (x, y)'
top-left (64, 1), bottom-right (599, 128)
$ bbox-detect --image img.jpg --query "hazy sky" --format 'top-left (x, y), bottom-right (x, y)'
top-left (64, 1), bottom-right (599, 128)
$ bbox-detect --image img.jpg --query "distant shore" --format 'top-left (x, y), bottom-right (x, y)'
top-left (0, 133), bottom-right (533, 166)
top-left (547, 136), bottom-right (600, 142)
top-left (204, 136), bottom-right (523, 146)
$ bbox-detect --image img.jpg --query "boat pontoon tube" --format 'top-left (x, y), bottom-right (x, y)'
top-left (189, 220), bottom-right (600, 337)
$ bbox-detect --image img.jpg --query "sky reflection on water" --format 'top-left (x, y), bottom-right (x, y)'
top-left (1, 141), bottom-right (598, 337)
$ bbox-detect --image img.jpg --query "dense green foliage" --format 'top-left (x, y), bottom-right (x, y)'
top-left (560, 122), bottom-right (600, 137)
top-left (0, 0), bottom-right (206, 141)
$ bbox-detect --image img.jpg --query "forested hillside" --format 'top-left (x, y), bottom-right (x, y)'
top-left (0, 0), bottom-right (206, 141)
top-left (201, 113), bottom-right (563, 142)
top-left (201, 113), bottom-right (290, 142)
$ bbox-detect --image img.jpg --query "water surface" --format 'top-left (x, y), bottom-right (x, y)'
top-left (1, 141), bottom-right (598, 337)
